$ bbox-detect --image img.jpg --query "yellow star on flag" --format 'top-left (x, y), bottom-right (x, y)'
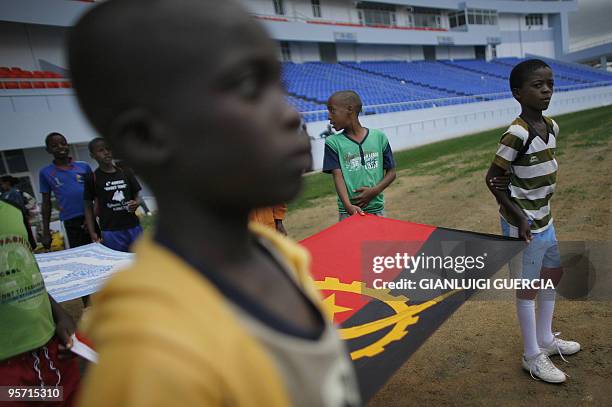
top-left (321, 293), bottom-right (352, 320)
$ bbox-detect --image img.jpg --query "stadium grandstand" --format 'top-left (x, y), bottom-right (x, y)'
top-left (1, 0), bottom-right (612, 196)
top-left (283, 58), bottom-right (612, 121)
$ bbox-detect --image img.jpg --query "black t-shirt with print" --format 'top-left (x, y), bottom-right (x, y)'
top-left (83, 167), bottom-right (141, 231)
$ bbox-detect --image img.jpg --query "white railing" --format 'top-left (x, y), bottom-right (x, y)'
top-left (252, 12), bottom-right (447, 31)
top-left (306, 84), bottom-right (612, 170)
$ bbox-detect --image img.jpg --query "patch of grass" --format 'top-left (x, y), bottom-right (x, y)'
top-left (289, 172), bottom-right (336, 210)
top-left (559, 185), bottom-right (587, 196)
top-left (573, 141), bottom-right (607, 148)
top-left (443, 164), bottom-right (487, 183)
top-left (289, 104), bottom-right (612, 210)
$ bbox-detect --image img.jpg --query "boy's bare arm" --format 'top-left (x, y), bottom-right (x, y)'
top-left (331, 169), bottom-right (364, 215)
top-left (84, 200), bottom-right (100, 242)
top-left (485, 164), bottom-right (532, 242)
top-left (354, 168), bottom-right (396, 208)
top-left (41, 192), bottom-right (52, 249)
top-left (126, 191), bottom-right (141, 213)
top-left (48, 295), bottom-right (76, 352)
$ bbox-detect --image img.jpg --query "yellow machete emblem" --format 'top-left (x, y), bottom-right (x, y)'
top-left (315, 277), bottom-right (460, 360)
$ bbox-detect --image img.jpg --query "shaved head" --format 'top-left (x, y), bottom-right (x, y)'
top-left (329, 90), bottom-right (362, 114)
top-left (68, 0), bottom-right (274, 137)
top-left (67, 0), bottom-right (305, 209)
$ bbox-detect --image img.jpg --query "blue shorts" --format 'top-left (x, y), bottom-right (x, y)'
top-left (500, 217), bottom-right (561, 280)
top-left (101, 225), bottom-right (143, 252)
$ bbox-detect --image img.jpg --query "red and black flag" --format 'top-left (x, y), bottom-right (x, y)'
top-left (300, 215), bottom-right (524, 402)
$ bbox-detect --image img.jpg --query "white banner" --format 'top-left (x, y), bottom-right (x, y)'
top-left (35, 243), bottom-right (133, 302)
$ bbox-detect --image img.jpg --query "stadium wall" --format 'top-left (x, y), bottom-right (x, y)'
top-left (0, 22), bottom-right (67, 70)
top-left (435, 46), bottom-right (476, 60)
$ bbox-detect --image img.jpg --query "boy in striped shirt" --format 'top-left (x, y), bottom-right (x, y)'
top-left (486, 59), bottom-right (580, 383)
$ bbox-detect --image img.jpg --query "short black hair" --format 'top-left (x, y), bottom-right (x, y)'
top-left (88, 137), bottom-right (106, 153)
top-left (509, 59), bottom-right (551, 90)
top-left (330, 90), bottom-right (363, 114)
top-left (1, 175), bottom-right (20, 186)
top-left (45, 132), bottom-right (66, 147)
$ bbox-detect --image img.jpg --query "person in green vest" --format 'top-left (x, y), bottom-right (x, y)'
top-left (323, 90), bottom-right (396, 220)
top-left (0, 198), bottom-right (81, 405)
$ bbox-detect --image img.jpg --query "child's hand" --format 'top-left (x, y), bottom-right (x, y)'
top-left (347, 205), bottom-right (365, 216)
top-left (519, 218), bottom-right (532, 243)
top-left (126, 200), bottom-right (140, 212)
top-left (275, 220), bottom-right (287, 236)
top-left (353, 187), bottom-right (378, 208)
top-left (90, 233), bottom-right (101, 243)
top-left (488, 174), bottom-right (511, 191)
top-left (54, 311), bottom-right (77, 358)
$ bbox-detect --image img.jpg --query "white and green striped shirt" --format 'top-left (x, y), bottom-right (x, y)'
top-left (493, 116), bottom-right (559, 233)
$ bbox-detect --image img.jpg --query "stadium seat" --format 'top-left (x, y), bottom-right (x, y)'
top-left (279, 58), bottom-right (612, 122)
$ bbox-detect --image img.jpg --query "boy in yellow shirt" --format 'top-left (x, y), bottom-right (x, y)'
top-left (68, 0), bottom-right (360, 406)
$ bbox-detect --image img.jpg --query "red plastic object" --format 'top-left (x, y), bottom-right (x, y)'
top-left (45, 82), bottom-right (60, 88)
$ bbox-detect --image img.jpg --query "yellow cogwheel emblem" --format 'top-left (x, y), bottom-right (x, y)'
top-left (314, 277), bottom-right (459, 360)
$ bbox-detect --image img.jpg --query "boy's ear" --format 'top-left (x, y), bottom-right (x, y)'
top-left (511, 87), bottom-right (521, 100)
top-left (107, 108), bottom-right (171, 167)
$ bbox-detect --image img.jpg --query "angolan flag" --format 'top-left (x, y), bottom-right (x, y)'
top-left (300, 215), bottom-right (524, 402)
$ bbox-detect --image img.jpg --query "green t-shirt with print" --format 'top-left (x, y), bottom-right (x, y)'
top-left (323, 128), bottom-right (395, 214)
top-left (0, 200), bottom-right (54, 360)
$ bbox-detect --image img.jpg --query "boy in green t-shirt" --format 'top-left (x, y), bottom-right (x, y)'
top-left (323, 90), bottom-right (396, 220)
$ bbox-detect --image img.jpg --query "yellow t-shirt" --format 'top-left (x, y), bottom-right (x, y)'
top-left (78, 223), bottom-right (328, 406)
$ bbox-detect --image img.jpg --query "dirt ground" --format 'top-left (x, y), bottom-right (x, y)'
top-left (283, 121), bottom-right (612, 406)
top-left (61, 111), bottom-right (612, 406)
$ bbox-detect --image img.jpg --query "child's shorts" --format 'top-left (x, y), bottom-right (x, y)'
top-left (0, 335), bottom-right (81, 406)
top-left (101, 225), bottom-right (143, 252)
top-left (500, 217), bottom-right (561, 280)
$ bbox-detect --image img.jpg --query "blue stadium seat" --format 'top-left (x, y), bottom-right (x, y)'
top-left (282, 58), bottom-right (612, 122)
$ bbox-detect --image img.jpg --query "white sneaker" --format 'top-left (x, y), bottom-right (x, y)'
top-left (540, 333), bottom-right (581, 359)
top-left (522, 352), bottom-right (567, 383)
